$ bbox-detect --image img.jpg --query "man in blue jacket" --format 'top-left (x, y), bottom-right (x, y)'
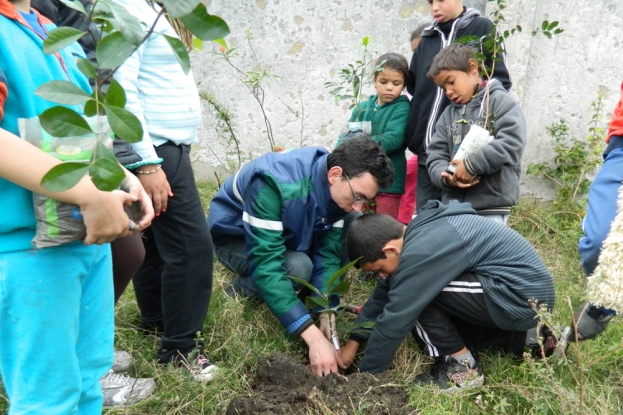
top-left (208, 136), bottom-right (393, 377)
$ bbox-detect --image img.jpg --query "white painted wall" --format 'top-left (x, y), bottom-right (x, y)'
top-left (191, 0), bottom-right (623, 199)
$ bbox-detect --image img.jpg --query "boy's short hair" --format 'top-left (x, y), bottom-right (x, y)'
top-left (347, 213), bottom-right (404, 267)
top-left (410, 23), bottom-right (429, 42)
top-left (426, 43), bottom-right (477, 79)
top-left (374, 53), bottom-right (408, 83)
top-left (328, 136), bottom-right (394, 189)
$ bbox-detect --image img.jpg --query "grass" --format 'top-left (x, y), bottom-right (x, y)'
top-left (2, 184), bottom-right (622, 414)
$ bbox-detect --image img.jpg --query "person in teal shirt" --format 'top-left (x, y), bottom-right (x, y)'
top-left (339, 52), bottom-right (410, 221)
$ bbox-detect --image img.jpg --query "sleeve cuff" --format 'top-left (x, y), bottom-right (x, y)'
top-left (126, 158), bottom-right (164, 170)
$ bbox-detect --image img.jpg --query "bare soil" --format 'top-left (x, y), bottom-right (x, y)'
top-left (226, 352), bottom-right (414, 415)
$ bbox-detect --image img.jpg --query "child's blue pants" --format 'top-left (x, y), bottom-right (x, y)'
top-left (0, 243), bottom-right (113, 415)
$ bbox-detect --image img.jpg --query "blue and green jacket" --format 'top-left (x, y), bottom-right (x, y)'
top-left (208, 148), bottom-right (346, 335)
top-left (0, 0), bottom-right (90, 253)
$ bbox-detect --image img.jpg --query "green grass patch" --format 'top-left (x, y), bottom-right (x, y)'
top-left (1, 187), bottom-right (621, 414)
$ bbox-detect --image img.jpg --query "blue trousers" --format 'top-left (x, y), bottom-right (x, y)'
top-left (0, 243), bottom-right (113, 415)
top-left (579, 144), bottom-right (623, 276)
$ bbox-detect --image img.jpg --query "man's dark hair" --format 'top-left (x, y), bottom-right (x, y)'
top-left (347, 214), bottom-right (404, 267)
top-left (374, 53), bottom-right (408, 83)
top-left (328, 135), bottom-right (393, 189)
top-left (410, 23), bottom-right (429, 42)
top-left (426, 43), bottom-right (478, 79)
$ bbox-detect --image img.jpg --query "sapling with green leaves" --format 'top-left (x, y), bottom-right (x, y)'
top-left (34, 0), bottom-right (229, 193)
top-left (289, 259), bottom-right (374, 349)
top-left (324, 36), bottom-right (379, 110)
top-left (457, 0), bottom-right (563, 131)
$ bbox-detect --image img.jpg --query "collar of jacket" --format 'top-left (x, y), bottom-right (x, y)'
top-left (0, 0), bottom-right (51, 26)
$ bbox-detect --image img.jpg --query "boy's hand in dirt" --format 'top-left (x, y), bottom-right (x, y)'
top-left (136, 166), bottom-right (173, 215)
top-left (339, 340), bottom-right (360, 368)
top-left (301, 324), bottom-right (346, 377)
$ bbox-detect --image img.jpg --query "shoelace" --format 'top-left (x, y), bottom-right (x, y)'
top-left (102, 371), bottom-right (139, 387)
top-left (195, 355), bottom-right (214, 370)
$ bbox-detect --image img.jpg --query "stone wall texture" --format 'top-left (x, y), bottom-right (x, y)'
top-left (191, 0), bottom-right (623, 199)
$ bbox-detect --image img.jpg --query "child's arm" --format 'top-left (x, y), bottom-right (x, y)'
top-left (339, 339), bottom-right (360, 368)
top-left (0, 128), bottom-right (153, 244)
top-left (370, 100), bottom-right (410, 155)
top-left (426, 110), bottom-right (456, 190)
top-left (462, 94), bottom-right (526, 178)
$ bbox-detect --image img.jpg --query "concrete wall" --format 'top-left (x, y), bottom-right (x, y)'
top-left (191, 0), bottom-right (622, 199)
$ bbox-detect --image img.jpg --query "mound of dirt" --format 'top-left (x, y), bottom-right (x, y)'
top-left (226, 352), bottom-right (413, 415)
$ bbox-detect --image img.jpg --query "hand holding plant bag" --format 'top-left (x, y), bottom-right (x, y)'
top-left (447, 124), bottom-right (493, 175)
top-left (19, 116), bottom-right (116, 247)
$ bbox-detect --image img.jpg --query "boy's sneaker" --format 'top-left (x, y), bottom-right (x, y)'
top-left (571, 302), bottom-right (616, 340)
top-left (181, 355), bottom-right (218, 382)
top-left (414, 354), bottom-right (484, 393)
top-left (527, 325), bottom-right (571, 358)
top-left (100, 370), bottom-right (156, 407)
top-left (112, 350), bottom-right (134, 373)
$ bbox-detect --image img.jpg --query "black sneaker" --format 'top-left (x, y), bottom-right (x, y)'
top-left (414, 355), bottom-right (484, 393)
top-left (527, 325), bottom-right (571, 358)
top-left (571, 302), bottom-right (615, 340)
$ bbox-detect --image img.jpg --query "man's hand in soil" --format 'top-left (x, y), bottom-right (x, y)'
top-left (339, 340), bottom-right (360, 368)
top-left (136, 165), bottom-right (173, 215)
top-left (300, 324), bottom-right (346, 376)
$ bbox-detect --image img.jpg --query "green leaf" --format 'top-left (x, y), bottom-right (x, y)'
top-left (544, 32), bottom-right (552, 39)
top-left (162, 34), bottom-right (191, 75)
top-left (76, 57), bottom-right (97, 79)
top-left (361, 36), bottom-right (369, 47)
top-left (288, 276), bottom-right (321, 296)
top-left (541, 20), bottom-right (548, 31)
top-left (35, 81), bottom-right (92, 105)
top-left (329, 280), bottom-right (351, 295)
top-left (104, 0), bottom-right (145, 45)
top-left (41, 162), bottom-right (90, 192)
top-left (103, 104), bottom-right (143, 143)
top-left (547, 21), bottom-right (559, 30)
top-left (89, 157), bottom-right (125, 191)
top-left (326, 259), bottom-right (359, 292)
top-left (305, 296), bottom-right (328, 310)
top-left (84, 100), bottom-right (97, 117)
top-left (59, 0), bottom-right (87, 15)
top-left (43, 27), bottom-right (85, 55)
top-left (39, 107), bottom-right (93, 137)
top-left (105, 79), bottom-right (127, 108)
top-left (213, 38), bottom-right (227, 48)
top-left (192, 37), bottom-right (204, 51)
top-left (160, 0), bottom-right (201, 18)
top-left (554, 28), bottom-right (564, 35)
top-left (96, 32), bottom-right (136, 69)
top-left (180, 4), bottom-right (230, 41)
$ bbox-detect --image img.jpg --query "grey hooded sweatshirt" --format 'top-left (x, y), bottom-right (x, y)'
top-left (426, 79), bottom-right (526, 215)
top-left (351, 201), bottom-right (554, 374)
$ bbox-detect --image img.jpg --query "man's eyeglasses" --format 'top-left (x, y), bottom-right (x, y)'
top-left (344, 174), bottom-right (368, 205)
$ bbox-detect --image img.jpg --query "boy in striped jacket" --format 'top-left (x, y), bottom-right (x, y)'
top-left (341, 201), bottom-right (563, 392)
